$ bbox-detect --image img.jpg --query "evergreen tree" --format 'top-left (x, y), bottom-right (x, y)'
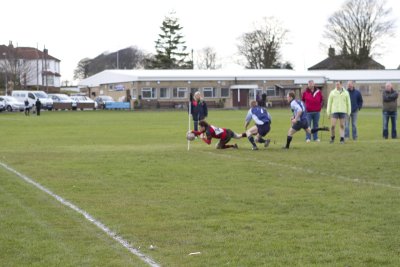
top-left (147, 13), bottom-right (192, 69)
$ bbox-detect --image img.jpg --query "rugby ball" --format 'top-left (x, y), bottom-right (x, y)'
top-left (186, 131), bottom-right (196, 141)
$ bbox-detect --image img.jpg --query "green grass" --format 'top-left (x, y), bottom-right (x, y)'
top-left (0, 108), bottom-right (399, 266)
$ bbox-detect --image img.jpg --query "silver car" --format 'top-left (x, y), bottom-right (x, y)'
top-left (70, 95), bottom-right (98, 110)
top-left (0, 99), bottom-right (5, 112)
top-left (0, 96), bottom-right (25, 112)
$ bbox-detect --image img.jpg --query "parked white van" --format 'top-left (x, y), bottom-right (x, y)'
top-left (12, 90), bottom-right (53, 110)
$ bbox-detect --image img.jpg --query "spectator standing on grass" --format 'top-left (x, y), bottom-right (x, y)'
top-left (191, 120), bottom-right (242, 149)
top-left (24, 98), bottom-right (30, 116)
top-left (244, 100), bottom-right (271, 150)
top-left (301, 80), bottom-right (324, 142)
top-left (257, 93), bottom-right (267, 108)
top-left (283, 91), bottom-right (329, 149)
top-left (35, 98), bottom-right (42, 116)
top-left (382, 82), bottom-right (398, 139)
top-left (345, 81), bottom-right (363, 140)
top-left (327, 81), bottom-right (351, 144)
top-left (190, 91), bottom-right (208, 131)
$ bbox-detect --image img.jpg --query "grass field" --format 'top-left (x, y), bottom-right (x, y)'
top-left (0, 108), bottom-right (399, 266)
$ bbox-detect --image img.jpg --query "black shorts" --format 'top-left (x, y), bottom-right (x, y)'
top-left (331, 113), bottom-right (347, 119)
top-left (216, 129), bottom-right (234, 148)
top-left (292, 119), bottom-right (309, 131)
top-left (256, 123), bottom-right (271, 136)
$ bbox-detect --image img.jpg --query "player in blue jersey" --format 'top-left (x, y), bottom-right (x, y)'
top-left (283, 91), bottom-right (329, 149)
top-left (244, 100), bottom-right (272, 150)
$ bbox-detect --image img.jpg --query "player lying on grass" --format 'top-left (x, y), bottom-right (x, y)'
top-left (283, 91), bottom-right (329, 149)
top-left (244, 100), bottom-right (272, 150)
top-left (191, 120), bottom-right (242, 149)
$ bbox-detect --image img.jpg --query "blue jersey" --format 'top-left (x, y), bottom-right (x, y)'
top-left (290, 100), bottom-right (307, 121)
top-left (245, 106), bottom-right (271, 125)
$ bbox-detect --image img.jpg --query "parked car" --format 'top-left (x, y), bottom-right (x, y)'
top-left (0, 98), bottom-right (5, 112)
top-left (70, 95), bottom-right (97, 110)
top-left (12, 90), bottom-right (53, 110)
top-left (0, 96), bottom-right (25, 112)
top-left (94, 95), bottom-right (114, 109)
top-left (48, 94), bottom-right (77, 110)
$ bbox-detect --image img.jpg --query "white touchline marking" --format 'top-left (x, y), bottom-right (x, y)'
top-left (0, 162), bottom-right (161, 267)
top-left (202, 151), bottom-right (400, 190)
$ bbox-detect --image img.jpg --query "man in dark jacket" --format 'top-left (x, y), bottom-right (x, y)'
top-left (35, 98), bottom-right (42, 116)
top-left (190, 91), bottom-right (208, 131)
top-left (382, 82), bottom-right (398, 139)
top-left (345, 81), bottom-right (363, 140)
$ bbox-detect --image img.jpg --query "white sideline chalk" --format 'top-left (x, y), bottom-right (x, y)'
top-left (0, 161), bottom-right (160, 267)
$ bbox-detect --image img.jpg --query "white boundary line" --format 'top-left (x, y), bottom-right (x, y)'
top-left (201, 151), bottom-right (400, 191)
top-left (0, 162), bottom-right (160, 267)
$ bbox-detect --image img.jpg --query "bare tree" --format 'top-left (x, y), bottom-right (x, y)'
top-left (324, 0), bottom-right (396, 66)
top-left (0, 48), bottom-right (34, 90)
top-left (237, 17), bottom-right (289, 69)
top-left (196, 47), bottom-right (221, 69)
top-left (73, 58), bottom-right (91, 80)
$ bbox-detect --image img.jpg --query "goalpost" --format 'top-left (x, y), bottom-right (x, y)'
top-left (188, 99), bottom-right (191, 151)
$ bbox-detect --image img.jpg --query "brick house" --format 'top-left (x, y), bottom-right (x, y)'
top-left (0, 41), bottom-right (61, 94)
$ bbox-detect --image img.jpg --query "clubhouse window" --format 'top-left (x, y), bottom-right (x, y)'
top-left (221, 88), bottom-right (229, 98)
top-left (266, 87), bottom-right (276, 96)
top-left (160, 88), bottom-right (170, 98)
top-left (173, 87), bottom-right (187, 98)
top-left (203, 87), bottom-right (215, 98)
top-left (359, 85), bottom-right (371, 96)
top-left (142, 87), bottom-right (156, 99)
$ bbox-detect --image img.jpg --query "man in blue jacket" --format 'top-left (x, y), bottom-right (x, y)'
top-left (345, 81), bottom-right (363, 140)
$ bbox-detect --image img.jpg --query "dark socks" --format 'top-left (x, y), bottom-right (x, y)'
top-left (311, 127), bottom-right (329, 134)
top-left (285, 136), bottom-right (292, 148)
top-left (248, 136), bottom-right (257, 147)
top-left (258, 137), bottom-right (266, 143)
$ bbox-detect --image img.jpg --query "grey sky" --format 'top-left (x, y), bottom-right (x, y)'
top-left (2, 0), bottom-right (399, 84)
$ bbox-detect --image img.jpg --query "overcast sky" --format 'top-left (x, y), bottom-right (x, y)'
top-left (2, 0), bottom-right (399, 84)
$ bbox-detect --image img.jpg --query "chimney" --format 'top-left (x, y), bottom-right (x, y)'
top-left (8, 41), bottom-right (13, 48)
top-left (328, 46), bottom-right (335, 58)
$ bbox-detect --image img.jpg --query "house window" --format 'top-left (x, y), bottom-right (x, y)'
top-left (203, 87), bottom-right (215, 98)
top-left (160, 88), bottom-right (170, 98)
top-left (221, 88), bottom-right (229, 98)
top-left (266, 87), bottom-right (276, 96)
top-left (173, 87), bottom-right (187, 98)
top-left (142, 87), bottom-right (156, 99)
top-left (359, 85), bottom-right (371, 96)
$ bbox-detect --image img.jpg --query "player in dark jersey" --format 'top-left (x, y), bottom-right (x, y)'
top-left (192, 120), bottom-right (242, 149)
top-left (244, 100), bottom-right (272, 150)
top-left (283, 91), bottom-right (329, 149)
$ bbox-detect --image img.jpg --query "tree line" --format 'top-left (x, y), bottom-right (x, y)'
top-left (73, 0), bottom-right (397, 80)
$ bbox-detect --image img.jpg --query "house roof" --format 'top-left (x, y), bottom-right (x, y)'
top-left (0, 45), bottom-right (60, 61)
top-left (308, 55), bottom-right (385, 70)
top-left (308, 70), bottom-right (400, 83)
top-left (78, 69), bottom-right (327, 87)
